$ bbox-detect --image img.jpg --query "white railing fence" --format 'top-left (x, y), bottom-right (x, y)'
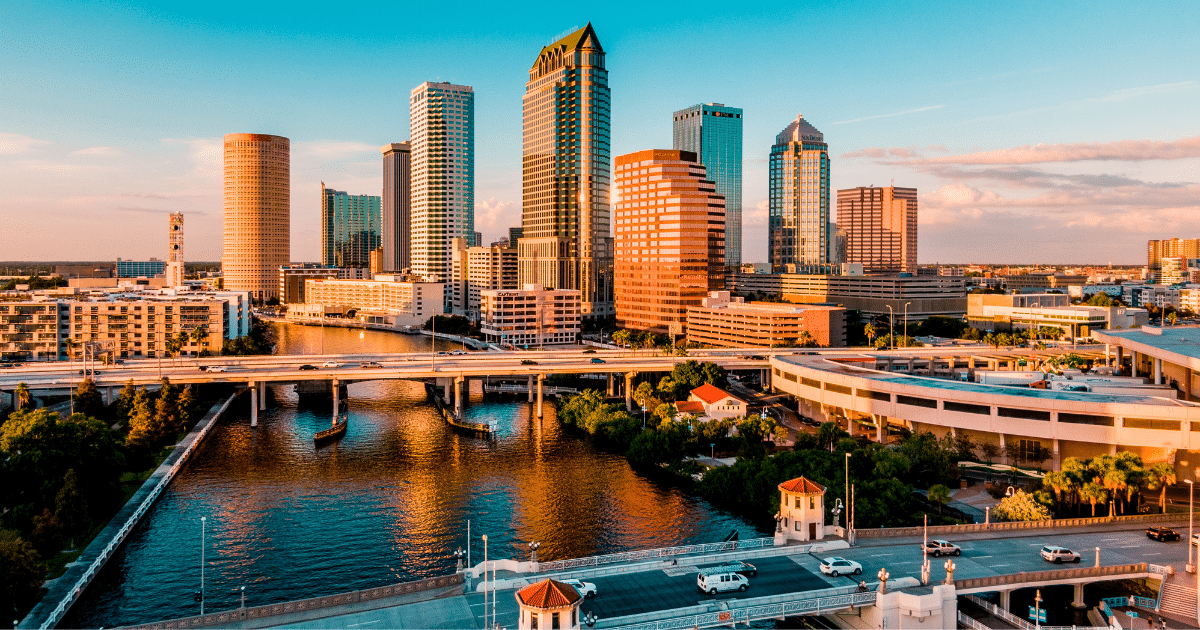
top-left (537, 537), bottom-right (776, 573)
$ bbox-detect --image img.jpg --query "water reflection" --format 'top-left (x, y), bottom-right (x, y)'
top-left (63, 324), bottom-right (765, 627)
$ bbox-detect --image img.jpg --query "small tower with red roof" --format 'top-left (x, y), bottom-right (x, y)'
top-left (515, 578), bottom-right (583, 629)
top-left (777, 476), bottom-right (826, 543)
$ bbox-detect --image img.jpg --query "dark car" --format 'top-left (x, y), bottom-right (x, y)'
top-left (521, 359), bottom-right (538, 365)
top-left (733, 561), bottom-right (757, 577)
top-left (298, 364), bottom-right (319, 371)
top-left (0, 363), bottom-right (14, 369)
top-left (79, 369), bottom-right (101, 375)
top-left (741, 355), bottom-right (766, 360)
top-left (360, 361), bottom-right (384, 369)
top-left (1146, 526), bottom-right (1180, 541)
top-left (197, 365), bottom-right (209, 372)
top-left (582, 349), bottom-right (597, 354)
top-left (590, 358), bottom-right (606, 364)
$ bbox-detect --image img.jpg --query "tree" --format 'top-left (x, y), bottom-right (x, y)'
top-left (14, 382), bottom-right (31, 412)
top-left (864, 323), bottom-right (877, 347)
top-left (979, 442), bottom-right (999, 464)
top-left (1086, 292), bottom-right (1114, 307)
top-left (55, 469), bottom-right (90, 549)
top-left (29, 508), bottom-right (63, 557)
top-left (960, 327), bottom-right (982, 341)
top-left (73, 378), bottom-right (104, 418)
top-left (1079, 482), bottom-right (1109, 517)
top-left (816, 422), bottom-right (848, 452)
top-left (992, 489), bottom-right (1052, 522)
top-left (176, 385), bottom-right (197, 431)
top-left (1144, 462), bottom-right (1177, 514)
top-left (633, 381), bottom-right (656, 410)
top-left (125, 387), bottom-right (162, 454)
top-left (0, 530), bottom-right (44, 624)
top-left (63, 337), bottom-right (77, 364)
top-left (114, 379), bottom-right (138, 424)
top-left (174, 330), bottom-right (191, 360)
top-left (612, 329), bottom-right (631, 350)
top-left (927, 484), bottom-right (951, 515)
top-left (1043, 470), bottom-right (1078, 515)
top-left (699, 362), bottom-right (728, 389)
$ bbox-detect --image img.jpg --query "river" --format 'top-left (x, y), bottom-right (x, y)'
top-left (63, 322), bottom-right (766, 628)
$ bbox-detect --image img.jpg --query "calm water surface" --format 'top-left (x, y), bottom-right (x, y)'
top-left (64, 324), bottom-right (765, 627)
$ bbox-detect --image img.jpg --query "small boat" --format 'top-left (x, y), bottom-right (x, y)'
top-left (315, 415), bottom-right (348, 444)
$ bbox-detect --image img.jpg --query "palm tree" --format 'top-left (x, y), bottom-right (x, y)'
top-left (14, 382), bottom-right (31, 411)
top-left (1144, 462), bottom-right (1177, 514)
top-left (816, 421), bottom-right (848, 452)
top-left (191, 325), bottom-right (209, 356)
top-left (612, 329), bottom-right (631, 351)
top-left (1079, 482), bottom-right (1108, 517)
top-left (864, 323), bottom-right (877, 348)
top-left (1043, 471), bottom-right (1075, 514)
top-left (927, 484), bottom-right (951, 516)
top-left (63, 337), bottom-right (77, 365)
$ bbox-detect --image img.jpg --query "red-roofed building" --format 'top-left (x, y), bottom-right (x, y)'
top-left (687, 384), bottom-right (747, 420)
top-left (776, 476), bottom-right (827, 543)
top-left (515, 578), bottom-right (582, 629)
top-left (674, 400), bottom-right (705, 416)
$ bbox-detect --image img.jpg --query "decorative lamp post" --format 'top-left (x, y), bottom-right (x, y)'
top-left (903, 302), bottom-right (911, 346)
top-left (1034, 589), bottom-right (1043, 630)
top-left (844, 452), bottom-right (851, 529)
top-left (877, 568), bottom-right (890, 594)
top-left (774, 512), bottom-right (783, 533)
top-left (584, 611), bottom-right (598, 628)
top-left (944, 558), bottom-right (956, 585)
top-left (239, 585), bottom-right (246, 610)
top-left (454, 547), bottom-right (467, 572)
top-left (528, 540), bottom-right (541, 564)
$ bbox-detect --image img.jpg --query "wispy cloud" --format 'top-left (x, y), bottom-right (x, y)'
top-left (925, 136), bottom-right (1200, 165)
top-left (0, 132), bottom-right (51, 155)
top-left (831, 105), bottom-right (944, 125)
top-left (1101, 81), bottom-right (1195, 102)
top-left (71, 146), bottom-right (123, 157)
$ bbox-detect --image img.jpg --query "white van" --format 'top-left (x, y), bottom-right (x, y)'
top-left (696, 567), bottom-right (749, 595)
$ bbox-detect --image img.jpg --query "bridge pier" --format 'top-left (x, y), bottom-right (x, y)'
top-left (1154, 357), bottom-right (1163, 385)
top-left (536, 374), bottom-right (545, 419)
top-left (455, 376), bottom-right (464, 418)
top-left (258, 381), bottom-right (267, 411)
top-left (761, 368), bottom-right (771, 390)
top-left (876, 417), bottom-right (884, 443)
top-left (999, 589), bottom-right (1010, 611)
top-left (442, 378), bottom-right (452, 401)
top-left (1072, 583), bottom-right (1086, 609)
top-left (332, 378), bottom-right (340, 423)
top-left (625, 372), bottom-right (636, 411)
top-left (527, 375), bottom-right (534, 403)
top-left (607, 373), bottom-right (614, 397)
top-left (250, 382), bottom-right (258, 427)
top-left (104, 386), bottom-right (114, 406)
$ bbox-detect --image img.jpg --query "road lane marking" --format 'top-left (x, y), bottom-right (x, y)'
top-left (348, 621), bottom-right (382, 627)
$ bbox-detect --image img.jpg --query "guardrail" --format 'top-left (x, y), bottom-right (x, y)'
top-left (537, 537), bottom-right (776, 573)
top-left (23, 393), bottom-right (238, 630)
top-left (603, 584), bottom-right (880, 629)
top-left (118, 573), bottom-right (464, 629)
top-left (956, 563), bottom-right (1151, 592)
top-left (1102, 595), bottom-right (1161, 611)
top-left (484, 383), bottom-right (580, 395)
top-left (958, 611), bottom-right (991, 630)
top-left (856, 512), bottom-right (1185, 539)
top-left (964, 594), bottom-right (1111, 630)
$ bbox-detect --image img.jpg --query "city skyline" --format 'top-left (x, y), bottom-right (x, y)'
top-left (1, 3), bottom-right (1198, 264)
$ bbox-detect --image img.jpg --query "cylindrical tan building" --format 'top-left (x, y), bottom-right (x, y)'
top-left (223, 133), bottom-right (290, 301)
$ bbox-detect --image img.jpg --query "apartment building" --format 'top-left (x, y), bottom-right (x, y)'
top-left (686, 291), bottom-right (846, 348)
top-left (0, 300), bottom-right (69, 361)
top-left (479, 284), bottom-right (581, 347)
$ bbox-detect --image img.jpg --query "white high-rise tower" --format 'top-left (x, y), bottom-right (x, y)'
top-left (167, 212), bottom-right (185, 287)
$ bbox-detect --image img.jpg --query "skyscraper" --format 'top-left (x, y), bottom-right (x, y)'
top-left (381, 142), bottom-right (411, 272)
top-left (837, 186), bottom-right (918, 274)
top-left (222, 133), bottom-right (290, 301)
top-left (614, 149), bottom-right (725, 334)
top-left (1147, 238), bottom-right (1200, 270)
top-left (519, 23), bottom-right (613, 319)
top-left (768, 114), bottom-right (829, 269)
top-left (167, 212), bottom-right (184, 287)
top-left (672, 103), bottom-right (743, 267)
top-left (321, 183), bottom-right (381, 268)
top-left (410, 82), bottom-right (474, 304)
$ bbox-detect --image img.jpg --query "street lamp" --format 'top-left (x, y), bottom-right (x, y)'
top-left (1034, 589), bottom-right (1043, 630)
top-left (844, 452), bottom-right (851, 530)
top-left (482, 534), bottom-right (489, 630)
top-left (199, 516), bottom-right (206, 615)
top-left (641, 403), bottom-right (648, 429)
top-left (774, 512), bottom-right (783, 533)
top-left (528, 540), bottom-right (540, 564)
top-left (710, 442), bottom-right (716, 460)
top-left (453, 547), bottom-right (467, 572)
top-left (239, 585), bottom-right (246, 610)
top-left (1186, 480), bottom-right (1195, 573)
top-left (886, 305), bottom-right (895, 350)
top-left (584, 611), bottom-right (599, 628)
top-left (903, 302), bottom-right (911, 347)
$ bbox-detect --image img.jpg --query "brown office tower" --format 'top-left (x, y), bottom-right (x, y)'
top-left (222, 133), bottom-right (290, 301)
top-left (837, 186), bottom-right (918, 274)
top-left (614, 149), bottom-right (725, 335)
top-left (519, 23), bottom-right (613, 319)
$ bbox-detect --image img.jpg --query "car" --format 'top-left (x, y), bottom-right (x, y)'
top-left (922, 540), bottom-right (962, 557)
top-left (321, 361), bottom-right (344, 368)
top-left (732, 561), bottom-right (757, 577)
top-left (696, 568), bottom-right (749, 595)
top-left (114, 359), bottom-right (125, 365)
top-left (436, 351), bottom-right (450, 356)
top-left (450, 350), bottom-right (467, 356)
top-left (819, 557), bottom-right (862, 577)
top-left (205, 365), bottom-right (226, 373)
top-left (1040, 545), bottom-right (1081, 563)
top-left (582, 349), bottom-right (597, 354)
top-left (560, 578), bottom-right (597, 598)
top-left (80, 369), bottom-right (101, 375)
top-left (0, 363), bottom-right (13, 369)
top-left (816, 557), bottom-right (860, 578)
top-left (298, 364), bottom-right (319, 371)
top-left (521, 359), bottom-right (538, 365)
top-left (360, 361), bottom-right (383, 369)
top-left (1146, 526), bottom-right (1180, 542)
top-left (197, 365), bottom-right (209, 372)
top-left (741, 355), bottom-right (766, 360)
top-left (590, 357), bottom-right (606, 364)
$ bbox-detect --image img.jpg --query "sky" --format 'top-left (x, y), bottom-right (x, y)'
top-left (1, 0), bottom-right (1198, 265)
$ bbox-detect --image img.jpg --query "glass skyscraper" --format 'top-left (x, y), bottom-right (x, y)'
top-left (769, 113), bottom-right (830, 269)
top-left (672, 103), bottom-right (742, 267)
top-left (519, 23), bottom-right (613, 318)
top-left (381, 142), bottom-right (411, 272)
top-left (321, 183), bottom-right (382, 268)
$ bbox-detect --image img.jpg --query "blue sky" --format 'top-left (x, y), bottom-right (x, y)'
top-left (1, 0), bottom-right (1197, 264)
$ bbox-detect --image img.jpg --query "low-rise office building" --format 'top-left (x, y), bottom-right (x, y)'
top-left (467, 244), bottom-right (518, 318)
top-left (297, 277), bottom-right (444, 327)
top-left (278, 264), bottom-right (369, 305)
top-left (686, 291), bottom-right (846, 348)
top-left (724, 272), bottom-right (966, 321)
top-left (967, 293), bottom-right (1148, 337)
top-left (116, 258), bottom-right (167, 278)
top-left (479, 284), bottom-right (581, 347)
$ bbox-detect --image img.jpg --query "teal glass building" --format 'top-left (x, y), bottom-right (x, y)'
top-left (672, 103), bottom-right (743, 267)
top-left (321, 184), bottom-right (382, 268)
top-left (769, 114), bottom-right (830, 269)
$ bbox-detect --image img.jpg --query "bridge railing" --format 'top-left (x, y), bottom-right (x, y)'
top-left (856, 511), bottom-right (1185, 539)
top-left (536, 537), bottom-right (776, 573)
top-left (964, 594), bottom-right (1111, 630)
top-left (600, 583), bottom-right (883, 629)
top-left (956, 562), bottom-right (1151, 592)
top-left (116, 573), bottom-right (464, 629)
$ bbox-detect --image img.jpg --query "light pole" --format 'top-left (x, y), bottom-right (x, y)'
top-left (1187, 480), bottom-right (1195, 573)
top-left (199, 516), bottom-right (206, 615)
top-left (844, 452), bottom-right (851, 530)
top-left (902, 302), bottom-right (911, 347)
top-left (528, 540), bottom-right (540, 564)
top-left (710, 442), bottom-right (716, 460)
top-left (774, 512), bottom-right (783, 533)
top-left (641, 403), bottom-right (647, 429)
top-left (1034, 589), bottom-right (1043, 630)
top-left (886, 305), bottom-right (895, 350)
top-left (239, 585), bottom-right (245, 610)
top-left (482, 534), bottom-right (488, 630)
top-left (454, 547), bottom-right (467, 572)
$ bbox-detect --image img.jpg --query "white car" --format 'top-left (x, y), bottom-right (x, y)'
top-left (819, 557), bottom-right (863, 577)
top-left (1040, 546), bottom-right (1081, 563)
top-left (204, 365), bottom-right (226, 373)
top-left (922, 540), bottom-right (962, 557)
top-left (322, 361), bottom-right (344, 368)
top-left (560, 578), bottom-right (596, 598)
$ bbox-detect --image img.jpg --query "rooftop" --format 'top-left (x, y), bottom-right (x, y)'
top-left (1095, 326), bottom-right (1200, 365)
top-left (691, 383), bottom-right (742, 404)
top-left (516, 579), bottom-right (580, 609)
top-left (779, 477), bottom-right (826, 494)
